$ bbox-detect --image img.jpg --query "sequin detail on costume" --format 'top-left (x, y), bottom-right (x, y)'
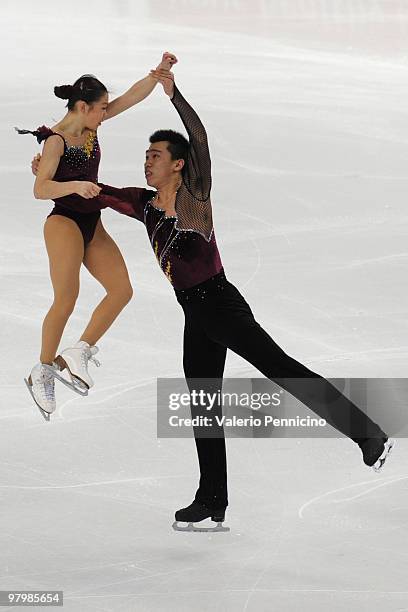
top-left (164, 260), bottom-right (172, 283)
top-left (64, 130), bottom-right (99, 170)
top-left (82, 131), bottom-right (96, 158)
top-left (16, 124), bottom-right (103, 213)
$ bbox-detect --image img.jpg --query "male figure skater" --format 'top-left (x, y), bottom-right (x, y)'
top-left (32, 68), bottom-right (394, 531)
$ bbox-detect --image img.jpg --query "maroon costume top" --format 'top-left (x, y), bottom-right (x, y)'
top-left (98, 84), bottom-right (224, 289)
top-left (32, 126), bottom-right (106, 214)
top-left (17, 125), bottom-right (128, 215)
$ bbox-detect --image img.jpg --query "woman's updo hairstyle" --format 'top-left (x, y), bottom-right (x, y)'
top-left (54, 74), bottom-right (108, 111)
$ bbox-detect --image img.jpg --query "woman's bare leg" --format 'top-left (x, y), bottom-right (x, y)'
top-left (40, 216), bottom-right (83, 364)
top-left (80, 220), bottom-right (133, 345)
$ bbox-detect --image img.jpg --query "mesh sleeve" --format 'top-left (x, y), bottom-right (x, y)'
top-left (171, 85), bottom-right (212, 201)
top-left (169, 85), bottom-right (214, 241)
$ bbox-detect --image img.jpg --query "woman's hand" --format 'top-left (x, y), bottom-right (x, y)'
top-left (156, 52), bottom-right (178, 71)
top-left (31, 156), bottom-right (100, 199)
top-left (31, 153), bottom-right (41, 176)
top-left (150, 69), bottom-right (175, 98)
top-left (74, 181), bottom-right (102, 199)
top-left (31, 155), bottom-right (100, 198)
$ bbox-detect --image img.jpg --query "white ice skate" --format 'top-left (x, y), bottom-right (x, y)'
top-left (24, 362), bottom-right (57, 422)
top-left (52, 341), bottom-right (100, 396)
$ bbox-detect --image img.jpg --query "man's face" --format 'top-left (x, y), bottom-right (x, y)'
top-left (144, 141), bottom-right (182, 188)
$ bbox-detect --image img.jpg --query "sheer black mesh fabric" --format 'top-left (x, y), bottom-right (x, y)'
top-left (171, 86), bottom-right (213, 241)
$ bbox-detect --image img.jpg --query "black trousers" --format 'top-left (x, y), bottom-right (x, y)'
top-left (175, 270), bottom-right (385, 510)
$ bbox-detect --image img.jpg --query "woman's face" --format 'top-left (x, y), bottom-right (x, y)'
top-left (84, 93), bottom-right (109, 129)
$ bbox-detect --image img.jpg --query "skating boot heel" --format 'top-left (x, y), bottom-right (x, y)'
top-left (48, 354), bottom-right (88, 396)
top-left (172, 501), bottom-right (230, 533)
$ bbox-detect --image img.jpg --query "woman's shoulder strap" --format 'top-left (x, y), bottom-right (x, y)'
top-left (14, 125), bottom-right (65, 146)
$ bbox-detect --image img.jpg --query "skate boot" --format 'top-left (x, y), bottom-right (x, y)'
top-left (24, 362), bottom-right (57, 421)
top-left (359, 437), bottom-right (395, 472)
top-left (53, 341), bottom-right (100, 396)
top-left (172, 501), bottom-right (229, 532)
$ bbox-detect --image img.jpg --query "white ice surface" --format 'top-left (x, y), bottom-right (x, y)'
top-left (1, 1), bottom-right (408, 611)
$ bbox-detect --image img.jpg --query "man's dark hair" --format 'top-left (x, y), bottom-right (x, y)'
top-left (149, 130), bottom-right (189, 167)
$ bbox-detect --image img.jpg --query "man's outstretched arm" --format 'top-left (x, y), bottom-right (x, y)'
top-left (98, 183), bottom-right (154, 221)
top-left (29, 157), bottom-right (151, 222)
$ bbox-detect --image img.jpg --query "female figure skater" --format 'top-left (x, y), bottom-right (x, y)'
top-left (17, 53), bottom-right (177, 420)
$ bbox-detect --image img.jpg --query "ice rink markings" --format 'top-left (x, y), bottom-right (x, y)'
top-left (298, 473), bottom-right (407, 519)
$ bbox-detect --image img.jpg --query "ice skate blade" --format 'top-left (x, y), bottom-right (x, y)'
top-left (172, 521), bottom-right (230, 533)
top-left (44, 362), bottom-right (88, 396)
top-left (24, 378), bottom-right (51, 422)
top-left (54, 356), bottom-right (89, 392)
top-left (372, 438), bottom-right (395, 473)
top-left (55, 355), bottom-right (91, 393)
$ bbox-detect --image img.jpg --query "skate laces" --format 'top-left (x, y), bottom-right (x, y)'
top-left (82, 345), bottom-right (101, 368)
top-left (44, 375), bottom-right (55, 401)
top-left (89, 353), bottom-right (101, 367)
top-left (35, 366), bottom-right (55, 401)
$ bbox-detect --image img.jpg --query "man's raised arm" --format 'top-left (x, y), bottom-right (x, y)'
top-left (150, 69), bottom-right (212, 202)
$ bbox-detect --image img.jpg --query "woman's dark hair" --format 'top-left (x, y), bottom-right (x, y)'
top-left (54, 74), bottom-right (108, 111)
top-left (149, 129), bottom-right (189, 166)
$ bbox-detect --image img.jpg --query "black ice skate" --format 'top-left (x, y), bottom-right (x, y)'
top-left (172, 501), bottom-right (229, 533)
top-left (359, 437), bottom-right (395, 472)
